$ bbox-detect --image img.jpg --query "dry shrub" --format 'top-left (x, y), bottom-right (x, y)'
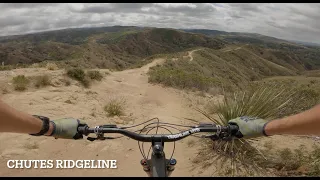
top-left (104, 97), bottom-right (126, 117)
top-left (46, 62), bottom-right (58, 70)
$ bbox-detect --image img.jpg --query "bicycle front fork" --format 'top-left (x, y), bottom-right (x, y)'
top-left (140, 158), bottom-right (177, 177)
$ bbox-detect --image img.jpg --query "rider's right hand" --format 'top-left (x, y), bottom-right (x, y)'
top-left (50, 118), bottom-right (87, 139)
top-left (228, 116), bottom-right (270, 139)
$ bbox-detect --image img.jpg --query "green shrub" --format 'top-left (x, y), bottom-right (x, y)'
top-left (104, 98), bottom-right (126, 117)
top-left (66, 68), bottom-right (90, 88)
top-left (67, 68), bottom-right (86, 82)
top-left (12, 75), bottom-right (30, 91)
top-left (148, 68), bottom-right (220, 91)
top-left (87, 70), bottom-right (103, 81)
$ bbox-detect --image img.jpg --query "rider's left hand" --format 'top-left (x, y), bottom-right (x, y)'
top-left (50, 118), bottom-right (87, 139)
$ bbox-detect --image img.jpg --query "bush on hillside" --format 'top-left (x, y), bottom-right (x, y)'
top-left (12, 75), bottom-right (30, 91)
top-left (34, 75), bottom-right (51, 88)
top-left (87, 70), bottom-right (103, 81)
top-left (66, 68), bottom-right (91, 88)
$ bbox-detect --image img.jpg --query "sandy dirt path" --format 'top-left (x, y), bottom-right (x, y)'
top-left (183, 49), bottom-right (202, 61)
top-left (0, 58), bottom-right (216, 177)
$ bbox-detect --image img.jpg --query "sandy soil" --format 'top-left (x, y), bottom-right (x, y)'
top-left (0, 58), bottom-right (222, 177)
top-left (0, 55), bottom-right (318, 177)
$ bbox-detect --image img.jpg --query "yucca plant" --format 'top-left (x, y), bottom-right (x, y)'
top-left (193, 84), bottom-right (295, 176)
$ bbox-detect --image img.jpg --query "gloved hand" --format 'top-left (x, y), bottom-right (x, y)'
top-left (50, 118), bottom-right (87, 139)
top-left (228, 116), bottom-right (270, 139)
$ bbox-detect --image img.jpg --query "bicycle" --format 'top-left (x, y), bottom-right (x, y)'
top-left (77, 118), bottom-right (239, 177)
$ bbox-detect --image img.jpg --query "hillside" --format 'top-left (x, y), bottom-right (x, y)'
top-left (1, 26), bottom-right (320, 72)
top-left (0, 27), bottom-right (226, 70)
top-left (182, 28), bottom-right (320, 70)
top-left (148, 46), bottom-right (297, 92)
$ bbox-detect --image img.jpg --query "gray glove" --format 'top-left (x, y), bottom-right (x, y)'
top-left (51, 118), bottom-right (87, 139)
top-left (228, 116), bottom-right (270, 138)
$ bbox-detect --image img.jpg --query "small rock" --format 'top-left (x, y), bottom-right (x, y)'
top-left (64, 100), bottom-right (73, 104)
top-left (128, 148), bottom-right (133, 151)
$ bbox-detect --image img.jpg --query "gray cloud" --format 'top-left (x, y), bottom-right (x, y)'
top-left (0, 3), bottom-right (319, 43)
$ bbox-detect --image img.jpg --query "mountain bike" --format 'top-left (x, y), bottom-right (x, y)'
top-left (77, 118), bottom-right (239, 177)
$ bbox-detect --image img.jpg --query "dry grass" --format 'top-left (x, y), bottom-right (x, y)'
top-left (30, 63), bottom-right (40, 68)
top-left (12, 75), bottom-right (30, 91)
top-left (46, 62), bottom-right (58, 70)
top-left (263, 140), bottom-right (273, 150)
top-left (249, 144), bottom-right (320, 177)
top-left (34, 75), bottom-right (51, 88)
top-left (104, 97), bottom-right (127, 117)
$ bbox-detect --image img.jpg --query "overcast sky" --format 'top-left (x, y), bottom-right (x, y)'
top-left (1, 3), bottom-right (320, 43)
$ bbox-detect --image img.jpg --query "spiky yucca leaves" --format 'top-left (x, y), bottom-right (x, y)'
top-left (196, 85), bottom-right (295, 176)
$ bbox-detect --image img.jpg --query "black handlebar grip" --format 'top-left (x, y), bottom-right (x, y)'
top-left (229, 124), bottom-right (239, 135)
top-left (228, 124), bottom-right (243, 138)
top-left (77, 126), bottom-right (87, 134)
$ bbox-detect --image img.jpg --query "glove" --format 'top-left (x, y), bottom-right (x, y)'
top-left (228, 116), bottom-right (270, 139)
top-left (50, 118), bottom-right (87, 139)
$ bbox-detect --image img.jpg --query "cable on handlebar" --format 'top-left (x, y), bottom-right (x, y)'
top-left (116, 117), bottom-right (188, 161)
top-left (79, 116), bottom-right (236, 164)
top-left (139, 123), bottom-right (176, 166)
top-left (120, 117), bottom-right (161, 129)
top-left (139, 117), bottom-right (160, 160)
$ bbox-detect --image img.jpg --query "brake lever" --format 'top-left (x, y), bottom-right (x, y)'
top-left (87, 137), bottom-right (97, 141)
top-left (204, 132), bottom-right (234, 142)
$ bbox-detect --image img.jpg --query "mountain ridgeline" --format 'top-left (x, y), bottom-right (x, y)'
top-left (0, 27), bottom-right (225, 69)
top-left (0, 26), bottom-right (320, 90)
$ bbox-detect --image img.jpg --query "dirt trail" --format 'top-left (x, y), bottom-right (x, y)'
top-left (222, 46), bottom-right (243, 53)
top-left (0, 58), bottom-right (215, 177)
top-left (183, 49), bottom-right (202, 61)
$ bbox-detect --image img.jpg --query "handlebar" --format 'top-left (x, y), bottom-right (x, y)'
top-left (77, 123), bottom-right (239, 142)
